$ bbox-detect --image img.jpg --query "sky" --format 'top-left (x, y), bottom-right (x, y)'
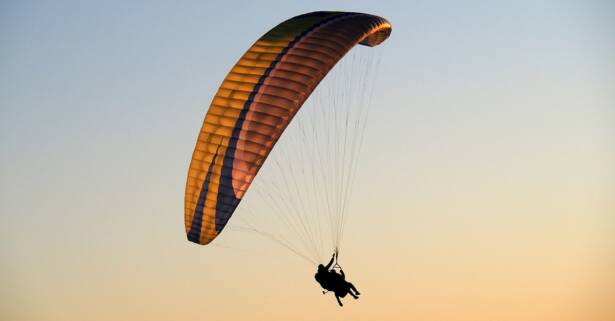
top-left (1, 1), bottom-right (614, 320)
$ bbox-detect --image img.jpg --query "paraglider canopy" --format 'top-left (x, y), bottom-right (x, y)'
top-left (184, 11), bottom-right (392, 246)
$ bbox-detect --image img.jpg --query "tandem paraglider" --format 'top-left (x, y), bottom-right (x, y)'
top-left (183, 11), bottom-right (391, 306)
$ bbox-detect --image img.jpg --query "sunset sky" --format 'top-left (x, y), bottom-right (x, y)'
top-left (1, 1), bottom-right (614, 320)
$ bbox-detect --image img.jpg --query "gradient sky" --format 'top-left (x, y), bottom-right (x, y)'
top-left (1, 1), bottom-right (614, 320)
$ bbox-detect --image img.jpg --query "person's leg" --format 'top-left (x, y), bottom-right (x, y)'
top-left (336, 295), bottom-right (343, 307)
top-left (348, 282), bottom-right (360, 295)
top-left (343, 284), bottom-right (358, 299)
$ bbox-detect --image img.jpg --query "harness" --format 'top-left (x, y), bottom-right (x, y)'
top-left (321, 248), bottom-right (343, 294)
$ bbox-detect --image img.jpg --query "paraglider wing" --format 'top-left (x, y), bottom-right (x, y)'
top-left (185, 11), bottom-right (392, 245)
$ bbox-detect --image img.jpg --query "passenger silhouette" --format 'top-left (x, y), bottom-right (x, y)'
top-left (314, 252), bottom-right (360, 306)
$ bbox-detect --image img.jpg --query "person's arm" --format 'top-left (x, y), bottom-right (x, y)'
top-left (325, 254), bottom-right (335, 270)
